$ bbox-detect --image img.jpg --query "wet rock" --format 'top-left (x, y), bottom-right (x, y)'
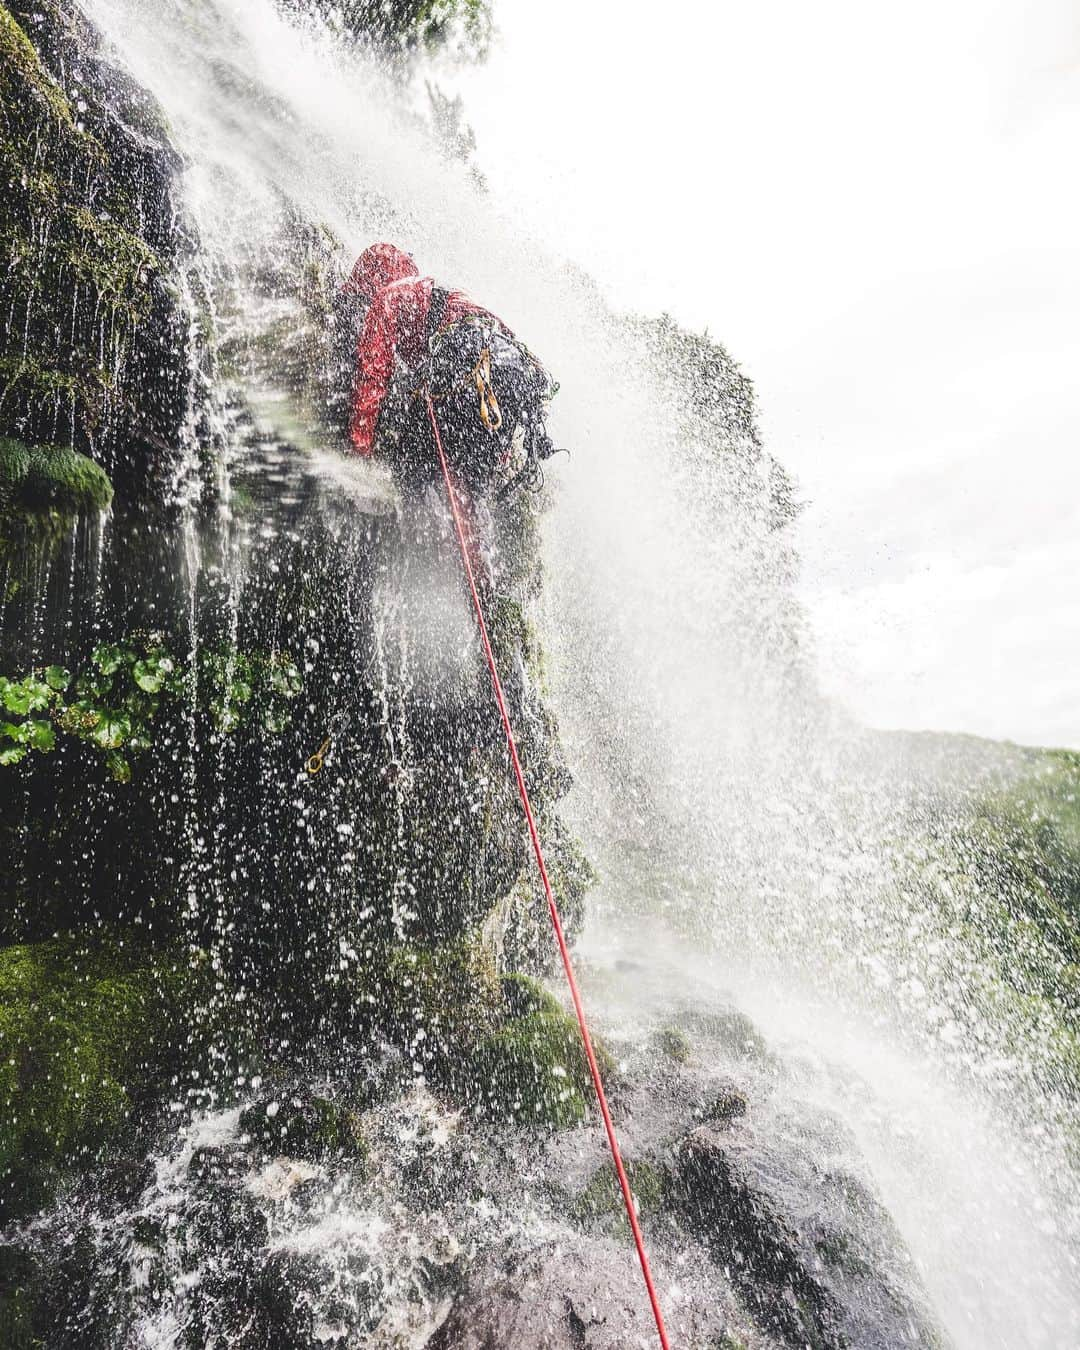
top-left (239, 1089), bottom-right (369, 1165)
top-left (0, 937), bottom-right (214, 1221)
top-left (653, 1024), bottom-right (692, 1064)
top-left (424, 1240), bottom-right (733, 1349)
top-left (571, 1157), bottom-right (664, 1234)
top-left (675, 1004), bottom-right (773, 1064)
top-left (698, 1081), bottom-right (749, 1125)
top-left (672, 1122), bottom-right (946, 1349)
top-left (249, 1249), bottom-right (352, 1350)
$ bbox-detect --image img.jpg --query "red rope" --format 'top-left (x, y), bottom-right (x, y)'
top-left (424, 392), bottom-right (672, 1350)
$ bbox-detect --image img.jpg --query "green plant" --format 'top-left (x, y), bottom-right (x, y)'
top-left (0, 633), bottom-right (303, 778)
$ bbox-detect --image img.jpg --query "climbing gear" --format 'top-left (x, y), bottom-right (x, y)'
top-left (472, 348), bottom-right (503, 432)
top-left (416, 292), bottom-right (556, 498)
top-left (304, 737), bottom-right (332, 775)
top-left (496, 436), bottom-right (568, 502)
top-left (423, 388), bottom-right (671, 1350)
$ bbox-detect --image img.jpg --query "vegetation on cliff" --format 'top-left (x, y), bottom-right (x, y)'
top-left (0, 1), bottom-right (193, 488)
top-left (294, 0), bottom-right (493, 55)
top-left (0, 440), bottom-right (114, 519)
top-left (0, 936), bottom-right (214, 1219)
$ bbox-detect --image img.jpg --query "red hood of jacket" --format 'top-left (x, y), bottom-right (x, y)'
top-left (343, 242), bottom-right (419, 300)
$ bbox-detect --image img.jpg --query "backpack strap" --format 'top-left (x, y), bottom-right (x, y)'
top-left (426, 283), bottom-right (450, 348)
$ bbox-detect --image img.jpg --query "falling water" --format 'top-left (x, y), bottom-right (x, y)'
top-left (58, 0), bottom-right (1080, 1343)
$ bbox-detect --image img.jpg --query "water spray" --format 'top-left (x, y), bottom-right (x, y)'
top-left (423, 388), bottom-right (672, 1349)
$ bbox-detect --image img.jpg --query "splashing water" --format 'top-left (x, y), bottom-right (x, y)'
top-left (73, 0), bottom-right (1080, 1343)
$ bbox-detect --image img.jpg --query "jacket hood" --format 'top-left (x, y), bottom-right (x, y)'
top-left (344, 243), bottom-right (420, 300)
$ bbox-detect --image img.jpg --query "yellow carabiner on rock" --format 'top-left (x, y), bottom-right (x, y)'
top-left (305, 737), bottom-right (331, 776)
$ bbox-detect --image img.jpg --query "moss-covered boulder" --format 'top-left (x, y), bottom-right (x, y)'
top-left (346, 951), bottom-right (610, 1128)
top-left (239, 1090), bottom-right (369, 1165)
top-left (460, 975), bottom-right (616, 1128)
top-left (571, 1157), bottom-right (664, 1235)
top-left (0, 937), bottom-right (209, 1219)
top-left (0, 438), bottom-right (113, 519)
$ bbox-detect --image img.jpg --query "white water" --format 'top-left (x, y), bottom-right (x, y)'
top-left (82, 0), bottom-right (1079, 1343)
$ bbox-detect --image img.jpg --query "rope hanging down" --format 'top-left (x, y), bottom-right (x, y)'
top-left (424, 391), bottom-right (672, 1350)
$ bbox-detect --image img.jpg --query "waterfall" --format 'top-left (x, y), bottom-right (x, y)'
top-left (15, 0), bottom-right (1076, 1342)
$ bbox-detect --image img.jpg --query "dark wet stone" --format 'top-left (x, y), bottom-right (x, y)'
top-left (424, 1241), bottom-right (733, 1349)
top-left (672, 1123), bottom-right (946, 1350)
top-left (239, 1089), bottom-right (369, 1164)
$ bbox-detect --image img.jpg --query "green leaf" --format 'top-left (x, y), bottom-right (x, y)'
top-left (91, 712), bottom-right (131, 750)
top-left (263, 708), bottom-right (290, 734)
top-left (92, 643), bottom-right (129, 675)
top-left (270, 661), bottom-right (303, 697)
top-left (228, 680), bottom-right (252, 705)
top-left (106, 752), bottom-right (132, 783)
top-left (44, 665), bottom-right (71, 691)
top-left (17, 720), bottom-right (55, 752)
top-left (23, 679), bottom-right (52, 713)
top-left (2, 682), bottom-right (31, 715)
top-left (0, 745), bottom-right (26, 766)
top-left (133, 660), bottom-right (164, 694)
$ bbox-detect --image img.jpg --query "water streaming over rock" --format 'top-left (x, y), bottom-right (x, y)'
top-left (1, 0), bottom-right (1078, 1344)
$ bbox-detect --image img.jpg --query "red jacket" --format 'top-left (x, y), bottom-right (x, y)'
top-left (345, 243), bottom-right (507, 457)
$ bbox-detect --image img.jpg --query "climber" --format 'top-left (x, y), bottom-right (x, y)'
top-left (342, 242), bottom-right (558, 498)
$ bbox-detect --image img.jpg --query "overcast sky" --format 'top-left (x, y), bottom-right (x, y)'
top-left (446, 0), bottom-right (1080, 750)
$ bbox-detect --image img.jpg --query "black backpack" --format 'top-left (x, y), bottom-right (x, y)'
top-left (423, 286), bottom-right (556, 492)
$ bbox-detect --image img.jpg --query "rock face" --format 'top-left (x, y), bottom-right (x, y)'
top-left (0, 0), bottom-right (587, 996)
top-left (0, 1), bottom-right (195, 487)
top-left (0, 990), bottom-right (951, 1348)
top-left (674, 1124), bottom-right (941, 1349)
top-left (0, 5), bottom-right (974, 1348)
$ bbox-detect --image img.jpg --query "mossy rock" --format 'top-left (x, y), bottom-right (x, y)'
top-left (571, 1157), bottom-right (664, 1237)
top-left (239, 1091), bottom-right (368, 1165)
top-left (0, 936), bottom-right (206, 1220)
top-left (701, 1084), bottom-right (749, 1125)
top-left (0, 438), bottom-right (113, 518)
top-left (653, 1024), bottom-right (692, 1065)
top-left (499, 972), bottom-right (564, 1019)
top-left (676, 1005), bottom-right (772, 1062)
top-left (462, 1006), bottom-right (616, 1128)
top-left (814, 1231), bottom-right (874, 1280)
top-left (0, 1243), bottom-right (45, 1350)
top-left (354, 937), bottom-right (503, 1061)
top-left (1, 2), bottom-right (191, 472)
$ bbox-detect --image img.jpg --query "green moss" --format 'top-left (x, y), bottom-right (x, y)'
top-left (64, 208), bottom-right (161, 316)
top-left (364, 937), bottom-right (503, 1051)
top-left (239, 1093), bottom-right (368, 1164)
top-left (467, 1011), bottom-right (589, 1125)
top-left (814, 1232), bottom-right (873, 1280)
top-left (464, 1005), bottom-right (616, 1128)
top-left (572, 1158), bottom-right (664, 1236)
top-left (0, 936), bottom-right (204, 1219)
top-left (499, 972), bottom-right (563, 1019)
top-left (1, 2), bottom-right (189, 460)
top-left (0, 5), bottom-right (73, 128)
top-left (654, 1024), bottom-right (692, 1064)
top-left (0, 438), bottom-right (113, 517)
top-left (677, 1005), bottom-right (772, 1062)
top-left (702, 1085), bottom-right (749, 1124)
top-left (0, 1244), bottom-right (43, 1349)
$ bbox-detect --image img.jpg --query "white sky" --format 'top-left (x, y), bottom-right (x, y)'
top-left (446, 0), bottom-right (1080, 750)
